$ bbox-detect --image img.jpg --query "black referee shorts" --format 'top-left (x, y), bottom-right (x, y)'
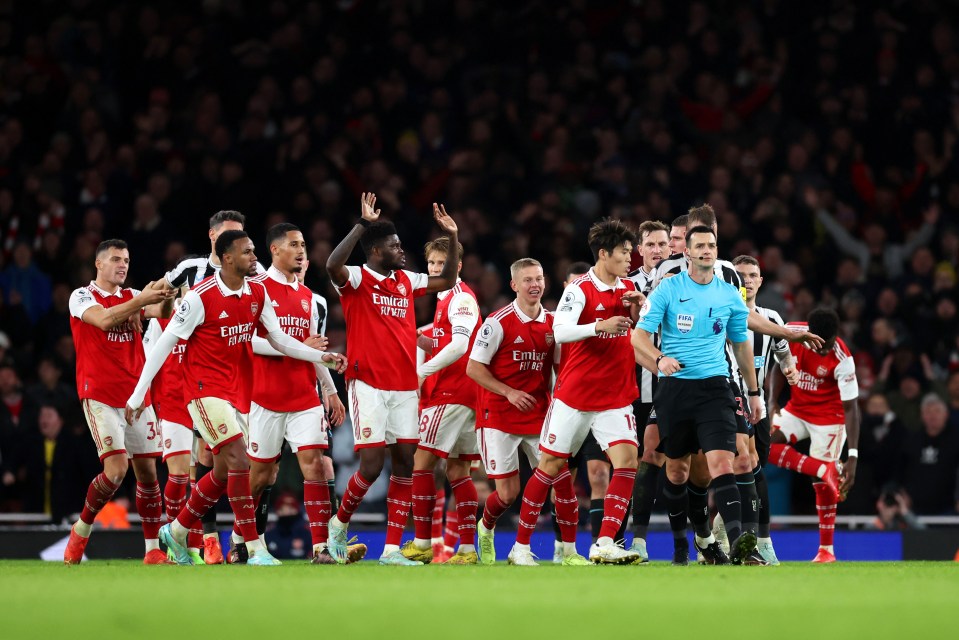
top-left (632, 400), bottom-right (654, 426)
top-left (727, 379), bottom-right (749, 435)
top-left (653, 376), bottom-right (739, 459)
top-left (580, 431), bottom-right (606, 464)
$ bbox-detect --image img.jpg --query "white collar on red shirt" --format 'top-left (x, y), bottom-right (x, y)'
top-left (214, 271), bottom-right (251, 297)
top-left (362, 264), bottom-right (401, 281)
top-left (512, 300), bottom-right (546, 323)
top-left (87, 281), bottom-right (124, 298)
top-left (266, 265), bottom-right (299, 289)
top-left (587, 267), bottom-right (625, 291)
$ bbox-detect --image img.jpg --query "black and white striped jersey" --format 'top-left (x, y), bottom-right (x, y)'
top-left (312, 292), bottom-right (328, 336)
top-left (629, 266), bottom-right (660, 403)
top-left (164, 254), bottom-right (265, 289)
top-left (736, 306), bottom-right (791, 419)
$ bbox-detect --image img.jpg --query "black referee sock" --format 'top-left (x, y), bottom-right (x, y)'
top-left (754, 466), bottom-right (770, 538)
top-left (327, 478), bottom-right (339, 515)
top-left (196, 463), bottom-right (218, 534)
top-left (256, 485), bottom-right (273, 536)
top-left (632, 462), bottom-right (660, 539)
top-left (551, 502), bottom-right (562, 543)
top-left (662, 479), bottom-right (688, 541)
top-left (736, 473), bottom-right (759, 535)
top-left (589, 499), bottom-right (604, 543)
top-left (712, 473), bottom-right (742, 543)
top-left (686, 481), bottom-right (711, 538)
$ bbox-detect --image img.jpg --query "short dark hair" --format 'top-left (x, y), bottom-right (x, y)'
top-left (587, 218), bottom-right (637, 262)
top-left (359, 220), bottom-right (398, 256)
top-left (732, 255), bottom-right (760, 268)
top-left (266, 223), bottom-right (300, 249)
top-left (566, 261), bottom-right (592, 281)
top-left (638, 220), bottom-right (669, 240)
top-left (671, 214), bottom-right (689, 230)
top-left (685, 225), bottom-right (716, 245)
top-left (687, 204), bottom-right (717, 229)
top-left (209, 210), bottom-right (245, 230)
top-left (808, 307), bottom-right (840, 342)
top-left (214, 229), bottom-right (250, 260)
top-left (424, 236), bottom-right (464, 263)
top-left (96, 239), bottom-right (128, 257)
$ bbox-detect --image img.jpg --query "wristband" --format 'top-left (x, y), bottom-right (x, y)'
top-left (847, 448), bottom-right (858, 458)
top-left (357, 218), bottom-right (371, 228)
top-left (656, 354), bottom-right (666, 368)
top-left (747, 388), bottom-right (761, 397)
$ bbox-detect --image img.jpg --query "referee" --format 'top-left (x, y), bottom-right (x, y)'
top-left (632, 226), bottom-right (764, 565)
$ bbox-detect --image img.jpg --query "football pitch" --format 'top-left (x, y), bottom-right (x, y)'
top-left (1, 561), bottom-right (955, 639)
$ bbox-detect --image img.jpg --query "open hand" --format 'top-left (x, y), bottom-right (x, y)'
top-left (361, 192), bottom-right (381, 222)
top-left (324, 391), bottom-right (346, 427)
top-left (596, 315), bottom-right (632, 335)
top-left (137, 282), bottom-right (176, 306)
top-left (433, 203), bottom-right (458, 234)
top-left (304, 334), bottom-right (329, 351)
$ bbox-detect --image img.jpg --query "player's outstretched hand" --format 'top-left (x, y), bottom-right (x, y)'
top-left (304, 334), bottom-right (329, 351)
top-left (782, 365), bottom-right (800, 385)
top-left (325, 391), bottom-right (346, 426)
top-left (137, 281), bottom-right (176, 306)
top-left (839, 457), bottom-right (856, 501)
top-left (361, 192), bottom-right (381, 222)
top-left (656, 355), bottom-right (682, 376)
top-left (124, 402), bottom-right (144, 426)
top-left (596, 315), bottom-right (633, 335)
top-left (621, 290), bottom-right (645, 307)
top-left (433, 203), bottom-right (458, 234)
top-left (787, 329), bottom-right (824, 350)
top-left (505, 388), bottom-right (537, 412)
top-left (322, 352), bottom-right (348, 373)
top-left (747, 396), bottom-right (763, 425)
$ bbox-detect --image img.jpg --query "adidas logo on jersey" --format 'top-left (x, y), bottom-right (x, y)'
top-left (219, 311), bottom-right (229, 319)
top-left (514, 336), bottom-right (525, 344)
top-left (271, 300), bottom-right (279, 307)
top-left (595, 303), bottom-right (606, 311)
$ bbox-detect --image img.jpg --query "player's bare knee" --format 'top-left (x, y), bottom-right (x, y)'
top-left (770, 429), bottom-right (786, 444)
top-left (538, 454), bottom-right (566, 476)
top-left (103, 455), bottom-right (128, 485)
top-left (358, 449), bottom-right (386, 480)
top-left (664, 460), bottom-right (689, 485)
top-left (413, 448), bottom-right (440, 472)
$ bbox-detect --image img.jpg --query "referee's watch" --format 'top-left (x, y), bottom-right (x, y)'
top-left (746, 388), bottom-right (761, 397)
top-left (655, 354), bottom-right (666, 369)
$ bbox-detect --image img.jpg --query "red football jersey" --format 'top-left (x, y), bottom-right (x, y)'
top-left (149, 317), bottom-right (191, 426)
top-left (337, 265), bottom-right (429, 391)
top-left (69, 282), bottom-right (150, 408)
top-left (553, 271), bottom-right (639, 412)
top-left (170, 274), bottom-right (265, 412)
top-left (784, 322), bottom-right (859, 425)
top-left (469, 301), bottom-right (556, 435)
top-left (420, 282), bottom-right (481, 410)
top-left (250, 268), bottom-right (322, 413)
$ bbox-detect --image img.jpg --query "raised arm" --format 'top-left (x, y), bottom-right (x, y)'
top-left (425, 203), bottom-right (460, 294)
top-left (327, 192), bottom-right (380, 287)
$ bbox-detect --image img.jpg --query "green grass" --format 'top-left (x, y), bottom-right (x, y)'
top-left (1, 561), bottom-right (956, 639)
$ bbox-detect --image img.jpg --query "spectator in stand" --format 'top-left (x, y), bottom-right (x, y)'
top-left (899, 394), bottom-right (959, 515)
top-left (849, 393), bottom-right (907, 514)
top-left (0, 243), bottom-right (52, 325)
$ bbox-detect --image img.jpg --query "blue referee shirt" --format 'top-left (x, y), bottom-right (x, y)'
top-left (636, 271), bottom-right (749, 379)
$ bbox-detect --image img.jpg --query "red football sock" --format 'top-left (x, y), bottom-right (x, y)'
top-left (598, 468), bottom-right (636, 540)
top-left (431, 487), bottom-right (446, 539)
top-left (336, 471), bottom-right (373, 523)
top-left (813, 482), bottom-right (838, 548)
top-left (385, 475), bottom-right (413, 546)
top-left (411, 470), bottom-right (435, 541)
top-left (770, 443), bottom-right (826, 478)
top-left (443, 509), bottom-right (459, 548)
top-left (164, 474), bottom-right (189, 522)
top-left (303, 480), bottom-right (331, 546)
top-left (517, 469), bottom-right (555, 545)
top-left (135, 481), bottom-right (163, 540)
top-left (552, 466), bottom-right (579, 544)
top-left (80, 473), bottom-right (119, 527)
top-left (450, 476), bottom-right (478, 546)
top-left (227, 470), bottom-right (258, 543)
top-left (177, 472), bottom-right (226, 530)
top-left (482, 490), bottom-right (511, 530)
top-left (187, 481), bottom-right (204, 548)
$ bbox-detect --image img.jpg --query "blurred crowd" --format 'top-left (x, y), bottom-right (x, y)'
top-left (1, 0), bottom-right (958, 525)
